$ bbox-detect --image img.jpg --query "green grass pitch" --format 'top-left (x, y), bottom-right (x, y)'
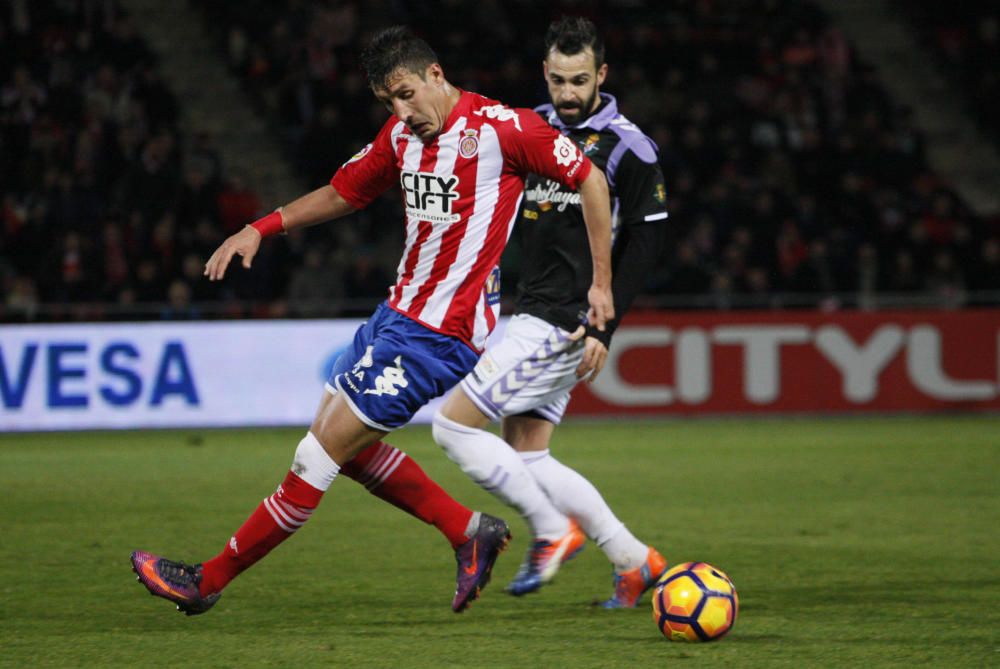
top-left (1, 417), bottom-right (998, 668)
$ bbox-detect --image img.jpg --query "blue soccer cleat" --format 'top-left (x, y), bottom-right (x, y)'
top-left (506, 520), bottom-right (586, 596)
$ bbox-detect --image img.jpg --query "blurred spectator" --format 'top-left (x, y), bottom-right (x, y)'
top-left (791, 239), bottom-right (839, 294)
top-left (134, 257), bottom-right (166, 303)
top-left (924, 249), bottom-right (966, 307)
top-left (288, 247), bottom-right (343, 317)
top-left (886, 250), bottom-right (921, 293)
top-left (4, 274), bottom-right (39, 320)
top-left (972, 239), bottom-right (1000, 292)
top-left (160, 278), bottom-right (201, 320)
top-left (342, 249), bottom-right (392, 315)
top-left (217, 173), bottom-right (262, 235)
top-left (855, 242), bottom-right (879, 309)
top-left (665, 240), bottom-right (712, 296)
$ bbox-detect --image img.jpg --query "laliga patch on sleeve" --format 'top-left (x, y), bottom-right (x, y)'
top-left (343, 143), bottom-right (372, 166)
top-left (485, 266), bottom-right (501, 306)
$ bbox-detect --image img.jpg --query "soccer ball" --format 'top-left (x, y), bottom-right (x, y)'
top-left (651, 562), bottom-right (738, 642)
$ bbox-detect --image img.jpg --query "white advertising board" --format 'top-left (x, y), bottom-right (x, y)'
top-left (0, 319), bottom-right (466, 431)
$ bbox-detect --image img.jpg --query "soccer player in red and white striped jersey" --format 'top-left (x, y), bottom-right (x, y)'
top-left (131, 26), bottom-right (613, 616)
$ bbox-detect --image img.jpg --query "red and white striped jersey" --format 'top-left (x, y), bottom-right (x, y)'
top-left (330, 90), bottom-right (592, 351)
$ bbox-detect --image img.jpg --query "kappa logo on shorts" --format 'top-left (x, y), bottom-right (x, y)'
top-left (341, 345), bottom-right (375, 393)
top-left (349, 345), bottom-right (375, 382)
top-left (364, 355), bottom-right (409, 397)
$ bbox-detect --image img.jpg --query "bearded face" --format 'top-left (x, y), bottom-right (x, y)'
top-left (544, 47), bottom-right (607, 125)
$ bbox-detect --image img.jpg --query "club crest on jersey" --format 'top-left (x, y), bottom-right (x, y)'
top-left (343, 143), bottom-right (372, 166)
top-left (473, 105), bottom-right (522, 130)
top-left (553, 134), bottom-right (581, 167)
top-left (459, 129), bottom-right (479, 158)
top-left (401, 170), bottom-right (461, 224)
top-left (581, 133), bottom-right (601, 154)
top-left (655, 183), bottom-right (666, 204)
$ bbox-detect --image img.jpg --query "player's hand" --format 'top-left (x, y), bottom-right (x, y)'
top-left (568, 326), bottom-right (609, 381)
top-left (586, 284), bottom-right (614, 331)
top-left (204, 226), bottom-right (262, 281)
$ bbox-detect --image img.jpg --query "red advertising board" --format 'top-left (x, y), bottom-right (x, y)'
top-left (567, 309), bottom-right (1000, 416)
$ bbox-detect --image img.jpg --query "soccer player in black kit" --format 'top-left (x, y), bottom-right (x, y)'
top-left (432, 16), bottom-right (670, 607)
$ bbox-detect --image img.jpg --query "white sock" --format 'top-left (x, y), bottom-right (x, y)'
top-left (291, 431), bottom-right (341, 491)
top-left (600, 527), bottom-right (649, 573)
top-left (432, 413), bottom-right (569, 540)
top-left (520, 449), bottom-right (647, 571)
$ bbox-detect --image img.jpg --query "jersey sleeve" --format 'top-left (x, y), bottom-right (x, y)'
top-left (329, 118), bottom-right (401, 209)
top-left (614, 148), bottom-right (668, 228)
top-left (585, 219), bottom-right (666, 347)
top-left (501, 109), bottom-right (592, 190)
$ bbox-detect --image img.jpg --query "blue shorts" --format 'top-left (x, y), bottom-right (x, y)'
top-left (326, 302), bottom-right (479, 431)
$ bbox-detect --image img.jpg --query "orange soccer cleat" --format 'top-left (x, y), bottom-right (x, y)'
top-left (601, 546), bottom-right (667, 609)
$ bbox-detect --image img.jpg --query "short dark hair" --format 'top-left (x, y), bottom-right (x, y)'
top-left (360, 26), bottom-right (439, 90)
top-left (544, 16), bottom-right (605, 68)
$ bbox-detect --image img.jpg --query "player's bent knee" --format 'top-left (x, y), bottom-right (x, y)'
top-left (292, 432), bottom-right (341, 491)
top-left (432, 412), bottom-right (492, 481)
top-left (431, 411), bottom-right (469, 448)
top-left (439, 387), bottom-right (492, 428)
top-left (310, 394), bottom-right (386, 465)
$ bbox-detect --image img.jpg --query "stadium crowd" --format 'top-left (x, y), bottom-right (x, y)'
top-left (2, 0), bottom-right (999, 322)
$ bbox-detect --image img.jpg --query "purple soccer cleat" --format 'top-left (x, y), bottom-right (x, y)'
top-left (452, 513), bottom-right (511, 613)
top-left (130, 550), bottom-right (221, 616)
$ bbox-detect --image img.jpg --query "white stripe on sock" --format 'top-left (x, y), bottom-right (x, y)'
top-left (263, 496), bottom-right (295, 532)
top-left (275, 498), bottom-right (312, 523)
top-left (367, 448), bottom-right (404, 489)
top-left (371, 451), bottom-right (405, 489)
top-left (268, 496), bottom-right (303, 529)
top-left (366, 443), bottom-right (393, 475)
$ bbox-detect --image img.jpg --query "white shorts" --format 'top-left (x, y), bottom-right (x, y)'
top-left (460, 313), bottom-right (585, 424)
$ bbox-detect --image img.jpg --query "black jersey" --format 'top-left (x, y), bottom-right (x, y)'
top-left (515, 93), bottom-right (668, 341)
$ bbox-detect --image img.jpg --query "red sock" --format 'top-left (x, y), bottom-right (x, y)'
top-left (199, 470), bottom-right (324, 595)
top-left (341, 441), bottom-right (474, 549)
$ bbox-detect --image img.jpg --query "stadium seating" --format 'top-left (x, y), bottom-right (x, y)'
top-left (2, 0), bottom-right (998, 322)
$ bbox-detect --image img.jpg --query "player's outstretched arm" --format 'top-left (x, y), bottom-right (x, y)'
top-left (204, 185), bottom-right (357, 281)
top-left (577, 165), bottom-right (614, 330)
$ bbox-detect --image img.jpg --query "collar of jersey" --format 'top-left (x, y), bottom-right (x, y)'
top-left (536, 92), bottom-right (618, 132)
